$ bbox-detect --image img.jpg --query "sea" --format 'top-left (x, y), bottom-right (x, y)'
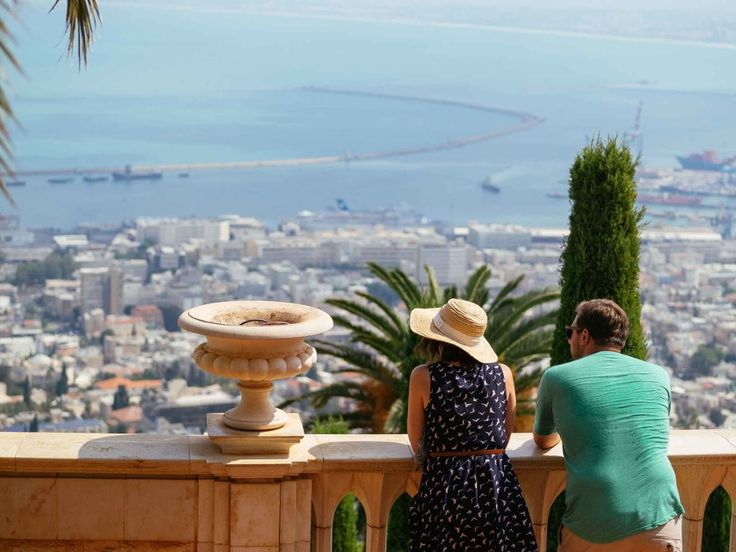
top-left (6, 1), bottom-right (736, 230)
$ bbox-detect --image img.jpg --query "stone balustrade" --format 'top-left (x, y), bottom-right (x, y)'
top-left (1, 430), bottom-right (735, 551)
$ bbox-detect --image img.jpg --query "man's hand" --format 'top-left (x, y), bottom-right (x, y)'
top-left (534, 432), bottom-right (561, 450)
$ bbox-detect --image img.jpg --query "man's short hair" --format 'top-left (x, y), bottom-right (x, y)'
top-left (575, 299), bottom-right (629, 348)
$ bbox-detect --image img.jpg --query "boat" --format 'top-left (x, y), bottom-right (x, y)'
top-left (82, 175), bottom-right (109, 183)
top-left (480, 177), bottom-right (500, 193)
top-left (546, 192), bottom-right (567, 200)
top-left (112, 165), bottom-right (163, 181)
top-left (48, 177), bottom-right (74, 184)
top-left (6, 180), bottom-right (26, 187)
top-left (676, 150), bottom-right (736, 172)
top-left (637, 193), bottom-right (701, 207)
top-left (178, 172), bottom-right (190, 178)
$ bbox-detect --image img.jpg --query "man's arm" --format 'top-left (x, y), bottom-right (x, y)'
top-left (533, 431), bottom-right (561, 449)
top-left (533, 371), bottom-right (561, 449)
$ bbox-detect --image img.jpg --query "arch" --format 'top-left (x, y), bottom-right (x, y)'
top-left (332, 492), bottom-right (365, 552)
top-left (702, 485), bottom-right (732, 552)
top-left (387, 492), bottom-right (411, 551)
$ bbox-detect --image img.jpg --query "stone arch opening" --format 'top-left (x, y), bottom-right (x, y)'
top-left (702, 485), bottom-right (732, 551)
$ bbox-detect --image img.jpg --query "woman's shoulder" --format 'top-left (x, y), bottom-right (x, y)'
top-left (497, 362), bottom-right (513, 382)
top-left (410, 363), bottom-right (431, 382)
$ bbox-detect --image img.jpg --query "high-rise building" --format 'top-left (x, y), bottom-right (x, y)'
top-left (417, 244), bottom-right (469, 286)
top-left (80, 267), bottom-right (123, 316)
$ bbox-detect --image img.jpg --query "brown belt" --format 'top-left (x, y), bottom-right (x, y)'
top-left (430, 448), bottom-right (505, 457)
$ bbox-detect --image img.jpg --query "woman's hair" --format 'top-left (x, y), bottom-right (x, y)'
top-left (415, 337), bottom-right (477, 365)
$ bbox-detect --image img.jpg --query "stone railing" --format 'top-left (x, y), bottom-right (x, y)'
top-left (1, 430), bottom-right (735, 551)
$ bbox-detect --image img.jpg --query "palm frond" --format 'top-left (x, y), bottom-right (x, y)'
top-left (328, 313), bottom-right (402, 362)
top-left (488, 275), bottom-right (524, 313)
top-left (490, 308), bottom-right (557, 355)
top-left (288, 380), bottom-right (374, 410)
top-left (312, 339), bottom-right (402, 391)
top-left (383, 397), bottom-right (405, 433)
top-left (424, 265), bottom-right (443, 305)
top-left (354, 290), bottom-right (406, 334)
top-left (443, 284), bottom-right (458, 303)
top-left (326, 297), bottom-right (402, 341)
top-left (463, 265), bottom-right (491, 304)
top-left (487, 288), bottom-right (559, 345)
top-left (51, 0), bottom-right (100, 67)
top-left (0, 1), bottom-right (19, 205)
top-left (367, 262), bottom-right (420, 307)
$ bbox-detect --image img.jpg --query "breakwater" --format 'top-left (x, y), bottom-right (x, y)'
top-left (10, 88), bottom-right (543, 177)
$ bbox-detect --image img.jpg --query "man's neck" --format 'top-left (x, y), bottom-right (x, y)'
top-left (583, 346), bottom-right (622, 357)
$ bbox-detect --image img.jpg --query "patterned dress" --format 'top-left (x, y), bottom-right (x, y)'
top-left (409, 361), bottom-right (538, 551)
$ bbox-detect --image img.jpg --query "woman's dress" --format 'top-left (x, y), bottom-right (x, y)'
top-left (409, 361), bottom-right (538, 551)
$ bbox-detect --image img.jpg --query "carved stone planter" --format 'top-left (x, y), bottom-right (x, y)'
top-left (178, 300), bottom-right (333, 453)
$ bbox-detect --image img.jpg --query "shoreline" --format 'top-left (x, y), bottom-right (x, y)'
top-left (112, 2), bottom-right (736, 51)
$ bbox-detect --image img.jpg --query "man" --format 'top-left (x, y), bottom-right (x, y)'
top-left (534, 299), bottom-right (683, 552)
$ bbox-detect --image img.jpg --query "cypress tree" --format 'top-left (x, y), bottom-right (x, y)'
top-left (551, 137), bottom-right (647, 366)
top-left (113, 384), bottom-right (130, 410)
top-left (56, 363), bottom-right (69, 397)
top-left (547, 138), bottom-right (646, 551)
top-left (23, 376), bottom-right (31, 406)
top-left (703, 486), bottom-right (731, 552)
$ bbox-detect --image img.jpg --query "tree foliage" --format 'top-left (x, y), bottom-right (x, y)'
top-left (551, 137), bottom-right (647, 366)
top-left (703, 486), bottom-right (732, 552)
top-left (291, 262), bottom-right (558, 434)
top-left (1, 1), bottom-right (100, 200)
top-left (112, 384), bottom-right (130, 410)
top-left (685, 343), bottom-right (723, 380)
top-left (12, 252), bottom-right (77, 287)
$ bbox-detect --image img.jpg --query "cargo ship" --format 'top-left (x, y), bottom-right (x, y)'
top-left (83, 175), bottom-right (109, 183)
top-left (637, 193), bottom-right (701, 207)
top-left (112, 165), bottom-right (163, 181)
top-left (676, 150), bottom-right (736, 172)
top-left (480, 176), bottom-right (500, 193)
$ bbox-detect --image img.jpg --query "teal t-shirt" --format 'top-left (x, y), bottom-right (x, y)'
top-left (534, 351), bottom-right (684, 543)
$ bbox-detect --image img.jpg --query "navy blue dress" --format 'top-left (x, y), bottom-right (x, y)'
top-left (409, 361), bottom-right (538, 551)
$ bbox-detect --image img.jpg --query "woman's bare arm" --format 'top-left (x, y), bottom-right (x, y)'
top-left (407, 364), bottom-right (430, 457)
top-left (501, 363), bottom-right (516, 448)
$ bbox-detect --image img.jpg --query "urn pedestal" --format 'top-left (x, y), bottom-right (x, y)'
top-left (178, 300), bottom-right (333, 454)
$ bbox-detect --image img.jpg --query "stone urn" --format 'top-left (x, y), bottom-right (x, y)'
top-left (178, 301), bottom-right (333, 447)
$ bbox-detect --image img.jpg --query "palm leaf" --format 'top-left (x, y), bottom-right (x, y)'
top-left (313, 339), bottom-right (401, 391)
top-left (367, 263), bottom-right (419, 308)
top-left (51, 0), bottom-right (100, 67)
top-left (488, 275), bottom-right (524, 313)
top-left (463, 265), bottom-right (491, 304)
top-left (424, 265), bottom-right (443, 305)
top-left (326, 297), bottom-right (401, 341)
top-left (354, 290), bottom-right (406, 334)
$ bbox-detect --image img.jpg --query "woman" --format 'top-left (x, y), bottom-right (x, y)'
top-left (407, 298), bottom-right (538, 551)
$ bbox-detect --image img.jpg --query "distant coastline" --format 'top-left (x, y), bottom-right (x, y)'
top-left (123, 2), bottom-right (736, 51)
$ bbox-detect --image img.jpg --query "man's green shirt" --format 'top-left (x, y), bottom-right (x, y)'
top-left (534, 351), bottom-right (684, 543)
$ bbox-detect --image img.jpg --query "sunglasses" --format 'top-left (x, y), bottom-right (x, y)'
top-left (564, 325), bottom-right (579, 340)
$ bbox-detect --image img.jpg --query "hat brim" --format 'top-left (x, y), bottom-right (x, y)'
top-left (409, 307), bottom-right (498, 364)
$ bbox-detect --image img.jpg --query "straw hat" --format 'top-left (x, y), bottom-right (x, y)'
top-left (409, 298), bottom-right (497, 363)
